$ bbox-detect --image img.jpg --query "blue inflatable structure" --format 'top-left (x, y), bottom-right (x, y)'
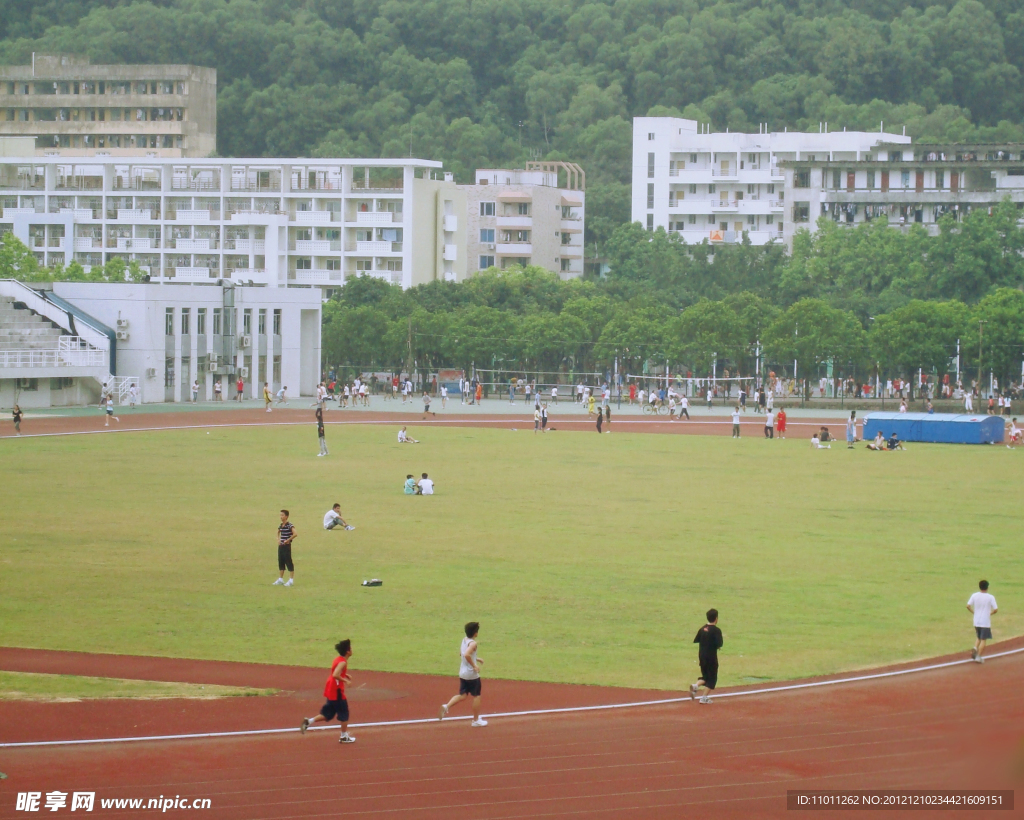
top-left (862, 412), bottom-right (1005, 444)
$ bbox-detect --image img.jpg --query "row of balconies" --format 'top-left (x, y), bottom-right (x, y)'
top-left (670, 228), bottom-right (783, 244)
top-left (666, 167), bottom-right (785, 180)
top-left (667, 200), bottom-right (785, 214)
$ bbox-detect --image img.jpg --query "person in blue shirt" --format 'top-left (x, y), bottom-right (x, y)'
top-left (404, 475), bottom-right (416, 494)
top-left (886, 432), bottom-right (906, 451)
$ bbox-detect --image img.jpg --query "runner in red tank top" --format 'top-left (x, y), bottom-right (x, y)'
top-left (300, 640), bottom-right (356, 743)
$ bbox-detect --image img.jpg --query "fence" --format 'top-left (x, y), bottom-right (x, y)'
top-left (0, 337), bottom-right (106, 369)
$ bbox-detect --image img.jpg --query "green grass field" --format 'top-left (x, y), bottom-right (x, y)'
top-left (1, 423), bottom-right (1020, 690)
top-left (0, 671), bottom-right (273, 701)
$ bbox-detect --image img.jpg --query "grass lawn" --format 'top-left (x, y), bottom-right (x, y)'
top-left (0, 671), bottom-right (274, 701)
top-left (1, 423), bottom-right (1020, 690)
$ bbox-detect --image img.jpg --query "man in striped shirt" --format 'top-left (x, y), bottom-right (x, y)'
top-left (273, 510), bottom-right (296, 587)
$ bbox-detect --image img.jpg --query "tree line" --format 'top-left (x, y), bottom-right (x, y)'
top-left (1, 0), bottom-right (1023, 251)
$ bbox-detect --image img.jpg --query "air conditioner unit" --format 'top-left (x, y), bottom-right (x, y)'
top-left (240, 335), bottom-right (252, 348)
top-left (486, 243), bottom-right (495, 250)
top-left (115, 330), bottom-right (129, 341)
top-left (209, 353), bottom-right (219, 365)
top-left (145, 367), bottom-right (157, 378)
top-left (240, 366), bottom-right (249, 378)
top-left (116, 318), bottom-right (129, 329)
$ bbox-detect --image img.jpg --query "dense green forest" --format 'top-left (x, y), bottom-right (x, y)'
top-left (2, 0), bottom-right (1023, 249)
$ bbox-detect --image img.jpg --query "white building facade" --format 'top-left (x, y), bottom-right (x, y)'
top-left (0, 157), bottom-right (467, 293)
top-left (632, 117), bottom-right (911, 248)
top-left (465, 162), bottom-right (585, 278)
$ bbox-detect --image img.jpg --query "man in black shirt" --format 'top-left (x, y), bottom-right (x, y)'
top-left (316, 408), bottom-right (328, 456)
top-left (689, 608), bottom-right (723, 704)
top-left (273, 510), bottom-right (297, 587)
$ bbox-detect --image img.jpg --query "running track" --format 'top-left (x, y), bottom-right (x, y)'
top-left (2, 409), bottom-right (1021, 818)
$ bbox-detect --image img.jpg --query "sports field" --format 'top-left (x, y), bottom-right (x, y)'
top-left (1, 422), bottom-right (1020, 690)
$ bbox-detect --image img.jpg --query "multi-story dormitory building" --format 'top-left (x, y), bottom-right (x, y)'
top-left (0, 53), bottom-right (216, 158)
top-left (783, 144), bottom-right (1024, 235)
top-left (0, 156), bottom-right (470, 291)
top-left (634, 117), bottom-right (913, 249)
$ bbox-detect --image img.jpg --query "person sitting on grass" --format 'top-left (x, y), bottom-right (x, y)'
top-left (404, 475), bottom-right (417, 495)
top-left (416, 472), bottom-right (434, 495)
top-left (819, 426), bottom-right (831, 442)
top-left (886, 432), bottom-right (906, 451)
top-left (323, 503), bottom-right (354, 531)
top-left (398, 426), bottom-right (419, 443)
top-left (867, 430), bottom-right (886, 450)
top-left (811, 432), bottom-right (830, 449)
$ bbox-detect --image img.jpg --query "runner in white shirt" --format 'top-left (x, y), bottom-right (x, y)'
top-left (638, 388), bottom-right (646, 406)
top-left (576, 383), bottom-right (584, 403)
top-left (359, 383), bottom-right (368, 405)
top-left (439, 622), bottom-right (486, 727)
top-left (441, 385), bottom-right (448, 408)
top-left (323, 504), bottom-right (354, 531)
top-left (551, 385), bottom-right (558, 404)
top-left (276, 386), bottom-right (288, 405)
top-left (967, 580), bottom-right (998, 662)
top-left (679, 394), bottom-right (690, 420)
top-left (417, 473), bottom-right (434, 495)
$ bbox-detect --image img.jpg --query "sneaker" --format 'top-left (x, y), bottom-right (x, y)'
top-left (699, 696), bottom-right (712, 704)
top-left (689, 683), bottom-right (699, 701)
top-left (284, 579), bottom-right (294, 587)
top-left (272, 578), bottom-right (284, 585)
top-left (971, 647), bottom-right (978, 660)
top-left (339, 733), bottom-right (356, 743)
top-left (317, 453), bottom-right (324, 457)
top-left (975, 656), bottom-right (984, 664)
top-left (438, 704), bottom-right (448, 721)
top-left (300, 718), bottom-right (310, 735)
top-left (471, 719), bottom-right (488, 727)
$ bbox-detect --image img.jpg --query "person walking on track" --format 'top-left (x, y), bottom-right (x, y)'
top-left (301, 639), bottom-right (356, 743)
top-left (689, 609), bottom-right (723, 704)
top-left (439, 622), bottom-right (486, 726)
top-left (967, 580), bottom-right (998, 663)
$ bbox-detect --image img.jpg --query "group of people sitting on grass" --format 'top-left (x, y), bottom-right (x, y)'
top-left (866, 431), bottom-right (907, 451)
top-left (404, 473), bottom-right (434, 495)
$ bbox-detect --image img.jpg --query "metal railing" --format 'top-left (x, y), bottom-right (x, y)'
top-left (0, 336), bottom-right (106, 369)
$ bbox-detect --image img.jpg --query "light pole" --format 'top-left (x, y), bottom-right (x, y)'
top-left (977, 320), bottom-right (986, 396)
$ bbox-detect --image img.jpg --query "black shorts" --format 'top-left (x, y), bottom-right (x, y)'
top-left (975, 626), bottom-right (993, 640)
top-left (459, 677), bottom-right (482, 697)
top-left (319, 697), bottom-right (349, 722)
top-left (699, 657), bottom-right (719, 690)
top-left (278, 543), bottom-right (293, 572)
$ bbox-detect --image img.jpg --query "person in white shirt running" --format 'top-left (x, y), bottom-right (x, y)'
top-left (439, 622), bottom-right (486, 727)
top-left (276, 386), bottom-right (288, 405)
top-left (417, 473), bottom-right (434, 495)
top-left (397, 426), bottom-right (419, 444)
top-left (441, 385), bottom-right (448, 408)
top-left (551, 385), bottom-right (558, 404)
top-left (967, 580), bottom-right (998, 662)
top-left (323, 503), bottom-right (354, 531)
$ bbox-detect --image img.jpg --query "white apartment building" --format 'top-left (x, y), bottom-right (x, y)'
top-left (633, 117), bottom-right (911, 248)
top-left (0, 277), bottom-right (321, 408)
top-left (0, 157), bottom-right (467, 294)
top-left (466, 162), bottom-right (585, 279)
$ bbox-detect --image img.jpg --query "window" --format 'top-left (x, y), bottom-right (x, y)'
top-left (561, 258), bottom-right (571, 272)
top-left (690, 153), bottom-right (697, 163)
top-left (258, 309), bottom-right (267, 335)
top-left (747, 184), bottom-right (755, 194)
top-left (867, 170), bottom-right (876, 190)
top-left (16, 377), bottom-right (38, 391)
top-left (197, 308), bottom-right (206, 335)
top-left (795, 170), bottom-right (811, 188)
top-left (708, 184), bottom-right (716, 193)
top-left (901, 170), bottom-right (910, 188)
top-left (165, 307), bottom-right (174, 336)
top-left (689, 184), bottom-right (697, 194)
top-left (766, 215), bottom-right (774, 224)
top-left (327, 259), bottom-right (341, 270)
top-left (708, 214), bottom-right (716, 224)
top-left (832, 170), bottom-right (841, 189)
top-left (355, 260), bottom-right (372, 271)
top-left (648, 152), bottom-right (655, 178)
top-left (688, 214), bottom-right (696, 224)
top-left (479, 202), bottom-right (495, 216)
top-left (646, 214), bottom-right (654, 230)
top-left (212, 308), bottom-right (222, 335)
top-left (480, 228), bottom-right (495, 243)
top-left (767, 183), bottom-right (775, 194)
top-left (646, 183), bottom-right (654, 209)
top-left (273, 309), bottom-right (281, 335)
top-left (748, 215), bottom-right (756, 225)
top-left (517, 202), bottom-right (530, 215)
top-left (889, 150), bottom-right (903, 162)
top-left (479, 255), bottom-right (495, 270)
top-left (793, 202), bottom-right (810, 223)
top-left (936, 170), bottom-right (945, 189)
top-left (243, 309), bottom-right (252, 335)
top-left (647, 132), bottom-right (655, 141)
top-left (181, 308), bottom-right (190, 335)
top-left (295, 258), bottom-right (312, 270)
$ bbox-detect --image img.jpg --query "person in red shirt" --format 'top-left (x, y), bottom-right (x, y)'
top-left (776, 408), bottom-right (787, 439)
top-left (235, 377), bottom-right (244, 402)
top-left (628, 383), bottom-right (637, 404)
top-left (301, 640), bottom-right (355, 743)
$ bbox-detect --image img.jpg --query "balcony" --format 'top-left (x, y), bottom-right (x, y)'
top-left (1, 207), bottom-right (43, 216)
top-left (443, 244), bottom-right (457, 261)
top-left (224, 239), bottom-right (265, 253)
top-left (293, 239), bottom-right (340, 254)
top-left (770, 200), bottom-right (784, 210)
top-left (496, 242), bottom-right (532, 255)
top-left (560, 220), bottom-right (583, 233)
top-left (711, 168), bottom-right (739, 179)
top-left (173, 208), bottom-right (217, 222)
top-left (292, 210), bottom-right (336, 225)
top-left (117, 208), bottom-right (158, 221)
top-left (771, 167), bottom-right (784, 178)
top-left (443, 215), bottom-right (458, 232)
top-left (173, 238), bottom-right (218, 251)
top-left (171, 178), bottom-right (220, 191)
top-left (496, 215), bottom-right (531, 229)
top-left (73, 237), bottom-right (102, 251)
top-left (224, 268), bottom-right (266, 280)
top-left (46, 238), bottom-right (66, 250)
top-left (347, 240), bottom-right (402, 254)
top-left (353, 211), bottom-right (401, 225)
top-left (290, 269), bottom-right (344, 284)
top-left (171, 267), bottom-right (213, 280)
top-left (711, 199), bottom-right (740, 211)
top-left (59, 208), bottom-right (97, 219)
top-left (109, 237), bottom-right (157, 250)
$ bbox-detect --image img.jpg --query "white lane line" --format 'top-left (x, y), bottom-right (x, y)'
top-left (2, 646), bottom-right (1020, 749)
